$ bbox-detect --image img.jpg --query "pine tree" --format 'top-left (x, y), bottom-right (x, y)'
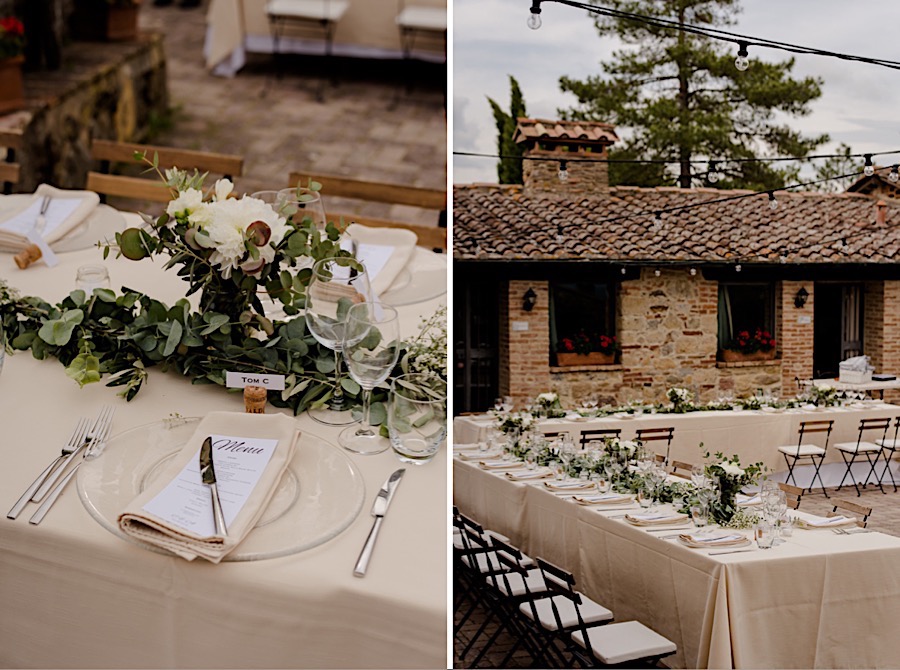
top-left (487, 76), bottom-right (527, 185)
top-left (558, 0), bottom-right (828, 190)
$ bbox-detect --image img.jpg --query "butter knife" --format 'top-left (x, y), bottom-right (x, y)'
top-left (199, 437), bottom-right (227, 536)
top-left (354, 468), bottom-right (405, 577)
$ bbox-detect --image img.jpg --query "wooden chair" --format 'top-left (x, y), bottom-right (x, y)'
top-left (670, 460), bottom-right (694, 480)
top-left (288, 170), bottom-right (447, 252)
top-left (0, 129), bottom-right (22, 194)
top-left (86, 139), bottom-right (244, 206)
top-left (828, 498), bottom-right (873, 528)
top-left (875, 416), bottom-right (900, 492)
top-left (634, 427), bottom-right (675, 465)
top-left (835, 417), bottom-right (892, 496)
top-left (777, 420), bottom-right (833, 497)
top-left (778, 482), bottom-right (804, 510)
top-left (579, 428), bottom-right (621, 450)
top-left (396, 0), bottom-right (447, 61)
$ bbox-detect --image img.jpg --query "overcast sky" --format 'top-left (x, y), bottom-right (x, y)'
top-left (452, 0), bottom-right (900, 185)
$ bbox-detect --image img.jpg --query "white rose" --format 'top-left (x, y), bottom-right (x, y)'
top-left (213, 178), bottom-right (234, 201)
top-left (537, 392), bottom-right (557, 403)
top-left (166, 187), bottom-right (204, 221)
top-left (720, 463), bottom-right (744, 477)
top-left (620, 440), bottom-right (639, 454)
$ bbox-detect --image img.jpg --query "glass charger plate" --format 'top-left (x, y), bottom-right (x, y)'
top-left (0, 196), bottom-right (126, 253)
top-left (76, 417), bottom-right (365, 561)
top-left (380, 248), bottom-right (447, 306)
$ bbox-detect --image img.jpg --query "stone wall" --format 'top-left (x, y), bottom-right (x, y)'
top-left (499, 280), bottom-right (551, 408)
top-left (522, 147), bottom-right (610, 198)
top-left (779, 279), bottom-right (814, 391)
top-left (864, 281), bottom-right (885, 373)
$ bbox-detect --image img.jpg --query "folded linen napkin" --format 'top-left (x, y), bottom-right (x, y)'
top-left (459, 450), bottom-right (502, 461)
top-left (573, 493), bottom-right (632, 506)
top-left (678, 531), bottom-right (751, 548)
top-left (479, 459), bottom-right (524, 470)
top-left (0, 185), bottom-right (100, 251)
top-left (453, 443), bottom-right (483, 452)
top-left (736, 493), bottom-right (762, 506)
top-left (506, 469), bottom-right (553, 481)
top-left (797, 514), bottom-right (856, 529)
top-left (625, 512), bottom-right (690, 526)
top-left (543, 481), bottom-right (596, 492)
top-left (344, 223), bottom-right (417, 297)
top-left (117, 412), bottom-right (300, 563)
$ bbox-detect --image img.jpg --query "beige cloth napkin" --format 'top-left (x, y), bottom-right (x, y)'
top-left (573, 493), bottom-right (633, 505)
top-left (506, 469), bottom-right (553, 481)
top-left (480, 459), bottom-right (524, 470)
top-left (678, 532), bottom-right (751, 548)
top-left (344, 223), bottom-right (417, 296)
top-left (117, 412), bottom-right (299, 563)
top-left (0, 185), bottom-right (100, 251)
top-left (543, 481), bottom-right (596, 493)
top-left (625, 512), bottom-right (690, 526)
top-left (797, 514), bottom-right (856, 529)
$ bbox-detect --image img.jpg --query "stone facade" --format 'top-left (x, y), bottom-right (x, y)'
top-left (521, 147), bottom-right (611, 198)
top-left (779, 279), bottom-right (814, 391)
top-left (499, 280), bottom-right (551, 408)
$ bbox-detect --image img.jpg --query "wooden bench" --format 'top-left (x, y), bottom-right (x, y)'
top-left (86, 139), bottom-right (244, 204)
top-left (288, 171), bottom-right (446, 252)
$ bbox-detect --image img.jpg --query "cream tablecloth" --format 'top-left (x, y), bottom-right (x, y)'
top-left (455, 405), bottom-right (900, 488)
top-left (0, 211), bottom-right (447, 669)
top-left (454, 457), bottom-right (900, 669)
top-left (206, 0), bottom-right (447, 75)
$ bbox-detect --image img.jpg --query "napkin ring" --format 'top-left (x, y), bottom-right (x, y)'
top-left (244, 385), bottom-right (267, 413)
top-left (14, 244), bottom-right (42, 269)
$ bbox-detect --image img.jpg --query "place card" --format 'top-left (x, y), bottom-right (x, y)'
top-left (225, 371), bottom-right (286, 391)
top-left (142, 434), bottom-right (278, 537)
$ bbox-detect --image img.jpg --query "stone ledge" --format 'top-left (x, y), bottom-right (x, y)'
top-left (717, 359), bottom-right (782, 369)
top-left (550, 364), bottom-right (625, 373)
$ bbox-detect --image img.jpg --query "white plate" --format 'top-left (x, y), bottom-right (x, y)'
top-left (380, 248), bottom-right (447, 306)
top-left (77, 417), bottom-right (365, 561)
top-left (0, 195), bottom-right (127, 253)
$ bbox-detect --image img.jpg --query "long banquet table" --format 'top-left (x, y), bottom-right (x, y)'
top-left (0, 209), bottom-right (447, 668)
top-left (454, 456), bottom-right (900, 669)
top-left (455, 405), bottom-right (900, 487)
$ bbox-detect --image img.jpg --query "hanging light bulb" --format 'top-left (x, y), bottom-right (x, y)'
top-left (768, 192), bottom-right (778, 210)
top-left (779, 255), bottom-right (787, 264)
top-left (557, 160), bottom-right (569, 183)
top-left (864, 154), bottom-right (875, 177)
top-left (735, 263), bottom-right (742, 273)
top-left (652, 211), bottom-right (662, 231)
top-left (690, 267), bottom-right (697, 276)
top-left (527, 0), bottom-right (542, 29)
top-left (890, 165), bottom-right (900, 183)
top-left (654, 269), bottom-right (661, 277)
top-left (707, 160), bottom-right (719, 184)
top-left (620, 266), bottom-right (627, 275)
top-left (555, 224), bottom-right (564, 245)
top-left (735, 42), bottom-right (750, 71)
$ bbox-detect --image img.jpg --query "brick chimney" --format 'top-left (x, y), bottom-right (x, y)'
top-left (513, 118), bottom-right (618, 197)
top-left (877, 200), bottom-right (887, 225)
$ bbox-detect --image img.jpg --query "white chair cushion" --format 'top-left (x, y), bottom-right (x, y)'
top-left (460, 550), bottom-right (534, 573)
top-left (266, 0), bottom-right (349, 21)
top-left (519, 593), bottom-right (613, 630)
top-left (488, 567), bottom-right (546, 597)
top-left (835, 441), bottom-right (881, 454)
top-left (876, 438), bottom-right (900, 449)
top-left (452, 528), bottom-right (510, 551)
top-left (571, 620), bottom-right (677, 665)
top-left (396, 6), bottom-right (447, 31)
top-left (778, 444), bottom-right (825, 456)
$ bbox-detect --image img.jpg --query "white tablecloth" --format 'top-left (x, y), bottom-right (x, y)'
top-left (206, 0), bottom-right (447, 75)
top-left (454, 458), bottom-right (900, 669)
top-left (0, 211), bottom-right (447, 668)
top-left (455, 405), bottom-right (900, 488)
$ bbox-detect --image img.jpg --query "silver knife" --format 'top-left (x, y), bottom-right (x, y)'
top-left (353, 468), bottom-right (405, 577)
top-left (199, 437), bottom-right (227, 536)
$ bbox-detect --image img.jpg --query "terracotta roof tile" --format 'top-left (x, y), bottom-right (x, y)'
top-left (453, 183), bottom-right (900, 264)
top-left (513, 118), bottom-right (619, 145)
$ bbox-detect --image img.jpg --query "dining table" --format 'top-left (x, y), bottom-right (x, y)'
top-left (454, 455), bottom-right (900, 669)
top-left (454, 403), bottom-right (900, 488)
top-left (0, 201), bottom-right (447, 668)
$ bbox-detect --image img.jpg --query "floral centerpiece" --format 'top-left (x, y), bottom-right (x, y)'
top-left (701, 450), bottom-right (764, 524)
top-left (493, 411), bottom-right (534, 437)
top-left (667, 387), bottom-right (694, 413)
top-left (556, 329), bottom-right (618, 366)
top-left (535, 391), bottom-right (566, 418)
top-left (808, 383), bottom-right (839, 407)
top-left (0, 17), bottom-right (25, 60)
top-left (721, 327), bottom-right (777, 362)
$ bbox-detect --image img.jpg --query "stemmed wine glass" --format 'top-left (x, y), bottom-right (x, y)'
top-left (278, 187), bottom-right (327, 231)
top-left (305, 257), bottom-right (373, 426)
top-left (339, 301), bottom-right (401, 454)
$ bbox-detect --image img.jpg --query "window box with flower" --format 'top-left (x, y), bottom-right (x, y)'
top-left (720, 327), bottom-right (777, 363)
top-left (0, 16), bottom-right (25, 114)
top-left (556, 329), bottom-right (618, 366)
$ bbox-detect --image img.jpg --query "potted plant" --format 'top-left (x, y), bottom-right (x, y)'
top-left (0, 16), bottom-right (26, 114)
top-left (720, 327), bottom-right (777, 362)
top-left (556, 329), bottom-right (618, 366)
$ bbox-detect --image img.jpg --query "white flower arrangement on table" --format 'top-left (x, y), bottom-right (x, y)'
top-left (667, 386), bottom-right (694, 413)
top-left (493, 411), bottom-right (534, 435)
top-left (535, 391), bottom-right (566, 418)
top-left (399, 305), bottom-right (447, 384)
top-left (808, 383), bottom-right (840, 407)
top-left (701, 449), bottom-right (765, 525)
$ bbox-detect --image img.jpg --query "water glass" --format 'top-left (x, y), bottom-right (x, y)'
top-left (756, 521), bottom-right (776, 549)
top-left (595, 474), bottom-right (611, 494)
top-left (550, 460), bottom-right (565, 480)
top-left (691, 504), bottom-right (708, 527)
top-left (76, 264), bottom-right (110, 293)
top-left (638, 485), bottom-right (654, 509)
top-left (387, 373), bottom-right (447, 465)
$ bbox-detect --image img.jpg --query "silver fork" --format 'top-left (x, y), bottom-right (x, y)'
top-left (32, 406), bottom-right (114, 503)
top-left (6, 418), bottom-right (90, 520)
top-left (29, 408), bottom-right (115, 525)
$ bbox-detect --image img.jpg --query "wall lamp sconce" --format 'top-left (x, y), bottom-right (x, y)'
top-left (794, 287), bottom-right (809, 309)
top-left (523, 288), bottom-right (537, 312)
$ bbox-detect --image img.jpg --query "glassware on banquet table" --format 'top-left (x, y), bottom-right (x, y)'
top-left (387, 372), bottom-right (447, 464)
top-left (305, 257), bottom-right (373, 426)
top-left (75, 264), bottom-right (111, 293)
top-left (338, 301), bottom-right (401, 454)
top-left (280, 187), bottom-right (327, 231)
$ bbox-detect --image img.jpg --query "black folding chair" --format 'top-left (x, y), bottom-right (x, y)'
top-left (835, 417), bottom-right (892, 496)
top-left (876, 417), bottom-right (900, 492)
top-left (579, 428), bottom-right (622, 450)
top-left (776, 420), bottom-right (833, 497)
top-left (634, 426), bottom-right (675, 465)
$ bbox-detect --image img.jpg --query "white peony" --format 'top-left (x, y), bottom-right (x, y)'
top-left (537, 392), bottom-right (558, 404)
top-left (213, 178), bottom-right (234, 201)
top-left (720, 462), bottom-right (745, 477)
top-left (166, 187), bottom-right (204, 221)
top-left (620, 440), bottom-right (639, 454)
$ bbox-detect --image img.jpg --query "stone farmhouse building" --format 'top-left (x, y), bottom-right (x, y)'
top-left (453, 118), bottom-right (900, 412)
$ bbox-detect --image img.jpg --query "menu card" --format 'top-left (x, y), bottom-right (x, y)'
top-left (142, 434), bottom-right (278, 537)
top-left (0, 198), bottom-right (83, 239)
